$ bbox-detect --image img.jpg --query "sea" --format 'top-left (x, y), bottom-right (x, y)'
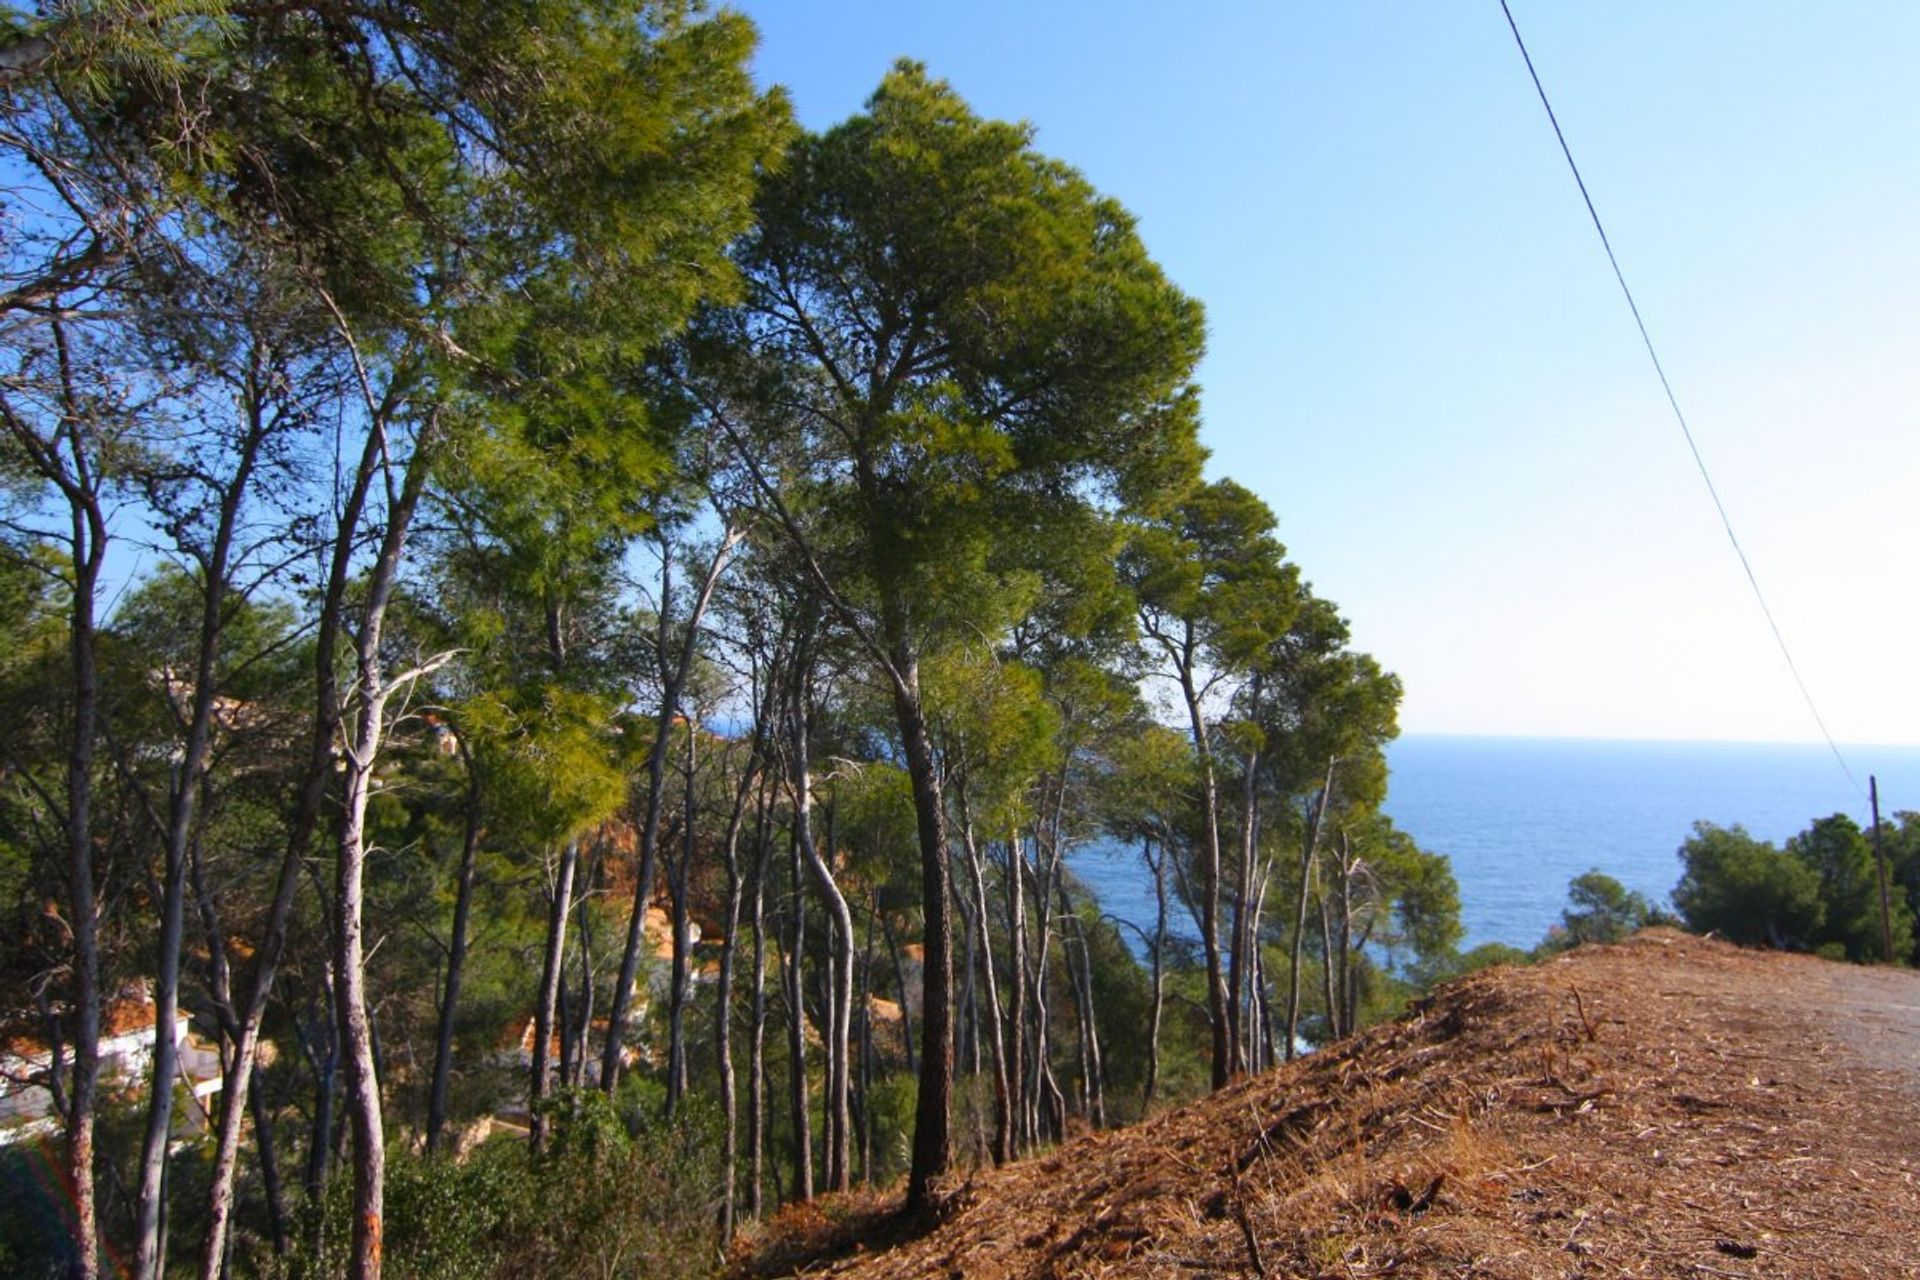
top-left (1071, 735), bottom-right (1920, 956)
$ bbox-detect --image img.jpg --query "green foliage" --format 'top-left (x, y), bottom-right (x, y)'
top-left (1674, 822), bottom-right (1824, 949)
top-left (1452, 942), bottom-right (1534, 975)
top-left (1126, 478), bottom-right (1300, 679)
top-left (1554, 870), bottom-right (1656, 948)
top-left (1883, 811), bottom-right (1920, 965)
top-left (925, 645), bottom-right (1060, 831)
top-left (1673, 815), bottom-right (1914, 963)
top-left (272, 1088), bottom-right (725, 1280)
top-left (722, 58), bottom-right (1207, 654)
top-left (1788, 814), bottom-right (1914, 963)
top-left (1348, 813), bottom-right (1462, 966)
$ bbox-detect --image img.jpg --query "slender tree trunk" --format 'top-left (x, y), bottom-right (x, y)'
top-left (882, 911), bottom-right (917, 1076)
top-left (1317, 891), bottom-right (1340, 1041)
top-left (427, 745), bottom-right (481, 1150)
top-left (1224, 676), bottom-right (1262, 1087)
top-left (747, 783), bottom-right (772, 1220)
top-left (957, 796), bottom-right (1010, 1164)
top-left (1248, 859), bottom-right (1275, 1072)
top-left (792, 713), bottom-right (851, 1191)
top-left (715, 761), bottom-right (759, 1242)
top-left (602, 527), bottom-right (739, 1091)
top-left (782, 817), bottom-right (813, 1203)
top-left (667, 723), bottom-right (698, 1114)
top-left (887, 653), bottom-right (954, 1214)
top-left (1285, 757), bottom-right (1338, 1061)
top-left (132, 394), bottom-right (266, 1280)
top-left (1005, 833), bottom-right (1029, 1153)
top-left (132, 810), bottom-right (191, 1280)
top-left (1229, 720), bottom-right (1262, 1082)
top-left (300, 969), bottom-right (338, 1201)
top-left (199, 408), bottom-right (384, 1279)
top-left (569, 854), bottom-right (597, 1090)
top-left (330, 417), bottom-right (438, 1280)
top-left (957, 890), bottom-right (978, 1081)
top-left (1062, 884), bottom-right (1096, 1125)
top-left (1029, 825), bottom-right (1067, 1143)
top-left (856, 893), bottom-right (878, 1185)
top-left (1143, 836), bottom-right (1167, 1114)
top-left (530, 839), bottom-right (580, 1151)
top-left (55, 423), bottom-right (108, 1280)
top-left (556, 979), bottom-right (575, 1094)
top-left (1336, 836), bottom-right (1357, 1038)
top-left (1175, 658), bottom-right (1234, 1088)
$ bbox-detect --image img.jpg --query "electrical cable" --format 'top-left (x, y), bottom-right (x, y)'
top-left (1497, 0), bottom-right (1863, 796)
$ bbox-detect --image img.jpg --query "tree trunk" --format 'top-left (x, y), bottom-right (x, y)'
top-left (747, 783), bottom-right (772, 1220)
top-left (326, 418), bottom-right (437, 1280)
top-left (1005, 833), bottom-right (1029, 1153)
top-left (1285, 757), bottom-right (1338, 1062)
top-left (882, 910), bottom-right (918, 1076)
top-left (1317, 891), bottom-right (1340, 1041)
top-left (1228, 709), bottom-right (1263, 1083)
top-left (956, 796), bottom-right (1010, 1165)
top-left (530, 839), bottom-right (581, 1152)
top-left (1248, 859), bottom-right (1275, 1072)
top-left (1177, 658), bottom-right (1234, 1088)
top-left (56, 422), bottom-right (108, 1280)
top-left (300, 969), bottom-right (338, 1202)
top-left (856, 893), bottom-right (878, 1185)
top-left (602, 528), bottom-right (738, 1091)
top-left (133, 394), bottom-right (267, 1280)
top-left (568, 865), bottom-right (596, 1090)
top-left (667, 722), bottom-right (698, 1114)
top-left (199, 407), bottom-right (385, 1280)
top-left (782, 816), bottom-right (813, 1203)
top-left (1224, 675), bottom-right (1262, 1089)
top-left (1028, 824), bottom-right (1066, 1143)
top-left (1062, 883), bottom-right (1101, 1127)
top-left (792, 698), bottom-right (851, 1191)
top-left (956, 890), bottom-right (978, 1081)
top-left (887, 651), bottom-right (954, 1215)
top-left (1336, 834), bottom-right (1358, 1039)
top-left (1143, 836), bottom-right (1167, 1113)
top-left (715, 761), bottom-right (760, 1242)
top-left (427, 745), bottom-right (482, 1151)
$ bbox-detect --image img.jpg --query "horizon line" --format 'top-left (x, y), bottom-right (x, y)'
top-left (1395, 730), bottom-right (1920, 751)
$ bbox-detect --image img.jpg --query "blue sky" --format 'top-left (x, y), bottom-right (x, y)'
top-left (735, 2), bottom-right (1920, 749)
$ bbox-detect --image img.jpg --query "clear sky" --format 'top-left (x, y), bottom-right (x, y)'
top-left (734, 1), bottom-right (1920, 751)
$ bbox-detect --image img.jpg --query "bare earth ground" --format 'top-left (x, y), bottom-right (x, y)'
top-left (734, 931), bottom-right (1920, 1279)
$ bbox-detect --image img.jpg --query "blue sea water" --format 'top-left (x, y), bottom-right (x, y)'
top-left (1071, 735), bottom-right (1920, 955)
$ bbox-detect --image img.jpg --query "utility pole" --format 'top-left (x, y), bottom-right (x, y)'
top-left (1871, 775), bottom-right (1895, 965)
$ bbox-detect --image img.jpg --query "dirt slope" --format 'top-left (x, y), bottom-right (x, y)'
top-left (746, 931), bottom-right (1920, 1279)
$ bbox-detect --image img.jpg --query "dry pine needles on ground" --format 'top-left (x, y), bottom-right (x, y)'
top-left (732, 930), bottom-right (1920, 1279)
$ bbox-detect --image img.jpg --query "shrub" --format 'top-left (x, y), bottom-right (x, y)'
top-left (268, 1086), bottom-right (725, 1280)
top-left (1673, 822), bottom-right (1823, 949)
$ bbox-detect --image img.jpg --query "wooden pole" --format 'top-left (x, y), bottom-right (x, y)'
top-left (1871, 775), bottom-right (1895, 965)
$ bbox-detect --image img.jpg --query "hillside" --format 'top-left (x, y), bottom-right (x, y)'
top-left (740, 931), bottom-right (1920, 1279)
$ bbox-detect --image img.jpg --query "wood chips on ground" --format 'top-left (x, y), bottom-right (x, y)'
top-left (733, 930), bottom-right (1920, 1278)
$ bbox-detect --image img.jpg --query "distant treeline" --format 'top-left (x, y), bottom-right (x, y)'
top-left (1457, 811), bottom-right (1920, 973)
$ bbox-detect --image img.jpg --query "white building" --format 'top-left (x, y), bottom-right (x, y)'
top-left (1, 989), bottom-right (224, 1147)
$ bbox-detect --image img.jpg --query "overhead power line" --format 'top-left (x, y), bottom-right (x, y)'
top-left (1496, 0), bottom-right (1863, 797)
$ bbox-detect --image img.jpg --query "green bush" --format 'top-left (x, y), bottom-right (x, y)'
top-left (268, 1087), bottom-right (725, 1280)
top-left (1554, 870), bottom-right (1655, 948)
top-left (1674, 816), bottom-right (1915, 962)
top-left (1673, 822), bottom-right (1823, 949)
